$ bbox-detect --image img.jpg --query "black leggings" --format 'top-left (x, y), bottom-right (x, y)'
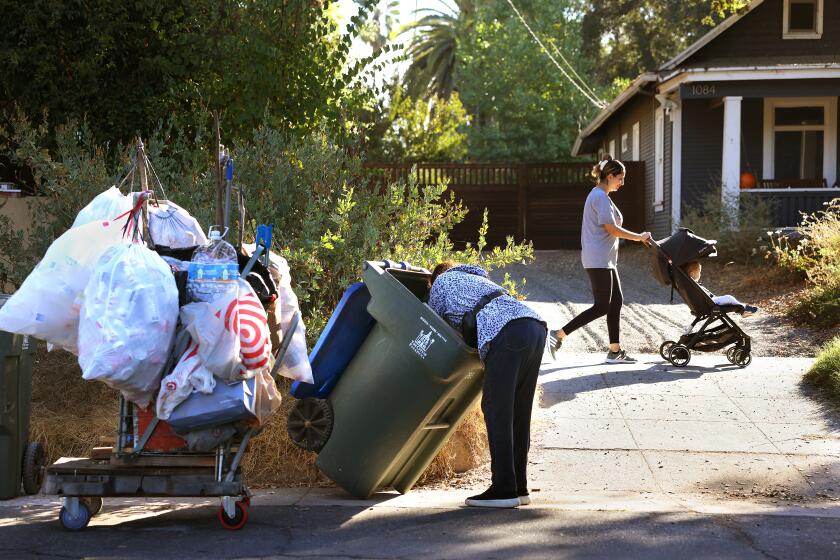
top-left (561, 268), bottom-right (623, 344)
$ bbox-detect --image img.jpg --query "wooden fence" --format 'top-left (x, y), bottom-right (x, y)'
top-left (364, 162), bottom-right (646, 250)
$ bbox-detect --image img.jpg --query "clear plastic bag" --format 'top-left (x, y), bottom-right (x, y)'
top-left (78, 242), bottom-right (179, 408)
top-left (0, 218), bottom-right (128, 353)
top-left (243, 245), bottom-right (313, 384)
top-left (72, 186), bottom-right (134, 228)
top-left (148, 201), bottom-right (208, 249)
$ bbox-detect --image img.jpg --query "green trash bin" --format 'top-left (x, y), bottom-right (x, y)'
top-left (314, 261), bottom-right (485, 498)
top-left (0, 294), bottom-right (42, 499)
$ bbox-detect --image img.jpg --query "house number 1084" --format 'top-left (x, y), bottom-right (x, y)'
top-left (691, 84), bottom-right (716, 96)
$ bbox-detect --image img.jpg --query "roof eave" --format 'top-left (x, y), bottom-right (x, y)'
top-left (571, 72), bottom-right (658, 157)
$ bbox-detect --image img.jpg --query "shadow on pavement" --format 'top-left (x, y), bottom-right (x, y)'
top-left (2, 500), bottom-right (840, 559)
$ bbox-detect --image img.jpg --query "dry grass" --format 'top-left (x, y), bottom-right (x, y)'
top-left (29, 347), bottom-right (489, 489)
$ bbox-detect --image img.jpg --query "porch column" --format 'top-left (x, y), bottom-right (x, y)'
top-left (721, 96), bottom-right (742, 226)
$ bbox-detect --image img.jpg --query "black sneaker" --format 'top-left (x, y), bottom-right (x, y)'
top-left (548, 330), bottom-right (562, 361)
top-left (518, 490), bottom-right (531, 506)
top-left (465, 488), bottom-right (520, 508)
top-left (605, 349), bottom-right (637, 364)
top-left (741, 305), bottom-right (759, 318)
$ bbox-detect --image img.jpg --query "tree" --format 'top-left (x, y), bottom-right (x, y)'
top-left (397, 0), bottom-right (475, 100)
top-left (456, 0), bottom-right (600, 161)
top-left (372, 89), bottom-right (469, 162)
top-left (0, 0), bottom-right (383, 144)
top-left (576, 0), bottom-right (750, 86)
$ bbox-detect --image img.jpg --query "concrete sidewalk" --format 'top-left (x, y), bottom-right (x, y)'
top-left (529, 353), bottom-right (840, 509)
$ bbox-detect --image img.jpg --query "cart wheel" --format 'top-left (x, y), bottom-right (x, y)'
top-left (22, 441), bottom-right (45, 495)
top-left (660, 341), bottom-right (676, 361)
top-left (83, 497), bottom-right (103, 516)
top-left (59, 502), bottom-right (92, 531)
top-left (735, 350), bottom-right (752, 368)
top-left (668, 345), bottom-right (691, 367)
top-left (287, 398), bottom-right (333, 452)
top-left (726, 346), bottom-right (739, 364)
top-left (218, 500), bottom-right (249, 530)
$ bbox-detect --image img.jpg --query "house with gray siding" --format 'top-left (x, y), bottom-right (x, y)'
top-left (572, 0), bottom-right (840, 237)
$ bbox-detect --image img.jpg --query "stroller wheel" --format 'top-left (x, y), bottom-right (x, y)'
top-left (734, 350), bottom-right (752, 368)
top-left (726, 346), bottom-right (739, 364)
top-left (660, 341), bottom-right (676, 361)
top-left (668, 345), bottom-right (691, 367)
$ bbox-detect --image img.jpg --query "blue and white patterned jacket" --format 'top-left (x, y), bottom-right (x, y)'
top-left (427, 264), bottom-right (545, 361)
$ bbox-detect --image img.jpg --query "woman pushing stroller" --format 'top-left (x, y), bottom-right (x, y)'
top-left (548, 156), bottom-right (651, 364)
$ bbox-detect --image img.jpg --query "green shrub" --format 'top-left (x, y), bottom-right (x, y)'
top-left (0, 111), bottom-right (534, 345)
top-left (769, 198), bottom-right (840, 327)
top-left (803, 337), bottom-right (840, 402)
top-left (679, 187), bottom-right (774, 264)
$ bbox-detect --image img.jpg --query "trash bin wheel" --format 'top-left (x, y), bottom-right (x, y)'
top-left (668, 345), bottom-right (691, 367)
top-left (59, 502), bottom-right (92, 531)
top-left (22, 441), bottom-right (45, 495)
top-left (659, 341), bottom-right (676, 361)
top-left (287, 398), bottom-right (333, 453)
top-left (83, 497), bottom-right (103, 516)
top-left (218, 500), bottom-right (249, 530)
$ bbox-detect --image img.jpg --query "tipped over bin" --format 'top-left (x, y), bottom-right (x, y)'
top-left (289, 261), bottom-right (485, 498)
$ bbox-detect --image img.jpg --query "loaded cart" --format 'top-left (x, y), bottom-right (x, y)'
top-left (287, 260), bottom-right (486, 498)
top-left (43, 252), bottom-right (298, 532)
top-left (35, 141), bottom-right (300, 531)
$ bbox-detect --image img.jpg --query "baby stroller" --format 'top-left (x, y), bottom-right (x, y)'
top-left (650, 228), bottom-right (752, 368)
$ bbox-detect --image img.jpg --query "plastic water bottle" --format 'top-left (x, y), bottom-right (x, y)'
top-left (187, 226), bottom-right (239, 303)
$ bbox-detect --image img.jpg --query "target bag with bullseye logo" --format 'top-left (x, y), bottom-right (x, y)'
top-left (179, 279), bottom-right (272, 383)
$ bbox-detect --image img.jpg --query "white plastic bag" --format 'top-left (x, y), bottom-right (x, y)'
top-left (148, 201), bottom-right (208, 249)
top-left (0, 218), bottom-right (128, 353)
top-left (72, 186), bottom-right (134, 228)
top-left (244, 245), bottom-right (312, 384)
top-left (156, 340), bottom-right (216, 420)
top-left (180, 279), bottom-right (271, 383)
top-left (79, 242), bottom-right (179, 407)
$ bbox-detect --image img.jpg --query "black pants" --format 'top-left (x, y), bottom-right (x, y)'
top-left (561, 268), bottom-right (623, 344)
top-left (482, 318), bottom-right (547, 495)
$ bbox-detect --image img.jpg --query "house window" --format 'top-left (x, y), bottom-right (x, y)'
top-left (783, 0), bottom-right (822, 39)
top-left (620, 133), bottom-right (629, 155)
top-left (763, 97), bottom-right (837, 187)
top-left (774, 107), bottom-right (823, 180)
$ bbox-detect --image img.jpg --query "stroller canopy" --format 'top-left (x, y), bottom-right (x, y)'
top-left (652, 228), bottom-right (717, 285)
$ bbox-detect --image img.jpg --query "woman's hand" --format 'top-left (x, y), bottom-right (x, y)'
top-left (638, 232), bottom-right (652, 245)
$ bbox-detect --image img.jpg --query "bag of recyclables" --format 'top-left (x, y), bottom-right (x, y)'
top-left (243, 244), bottom-right (313, 384)
top-left (0, 218), bottom-right (127, 353)
top-left (72, 186), bottom-right (134, 228)
top-left (78, 242), bottom-right (179, 408)
top-left (148, 200), bottom-right (208, 249)
top-left (179, 279), bottom-right (271, 383)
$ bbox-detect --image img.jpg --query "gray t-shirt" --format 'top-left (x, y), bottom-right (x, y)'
top-left (580, 187), bottom-right (623, 269)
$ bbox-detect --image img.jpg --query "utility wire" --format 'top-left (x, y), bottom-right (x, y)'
top-left (504, 0), bottom-right (607, 109)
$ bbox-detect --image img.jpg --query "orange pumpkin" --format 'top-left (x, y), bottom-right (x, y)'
top-left (740, 171), bottom-right (756, 189)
